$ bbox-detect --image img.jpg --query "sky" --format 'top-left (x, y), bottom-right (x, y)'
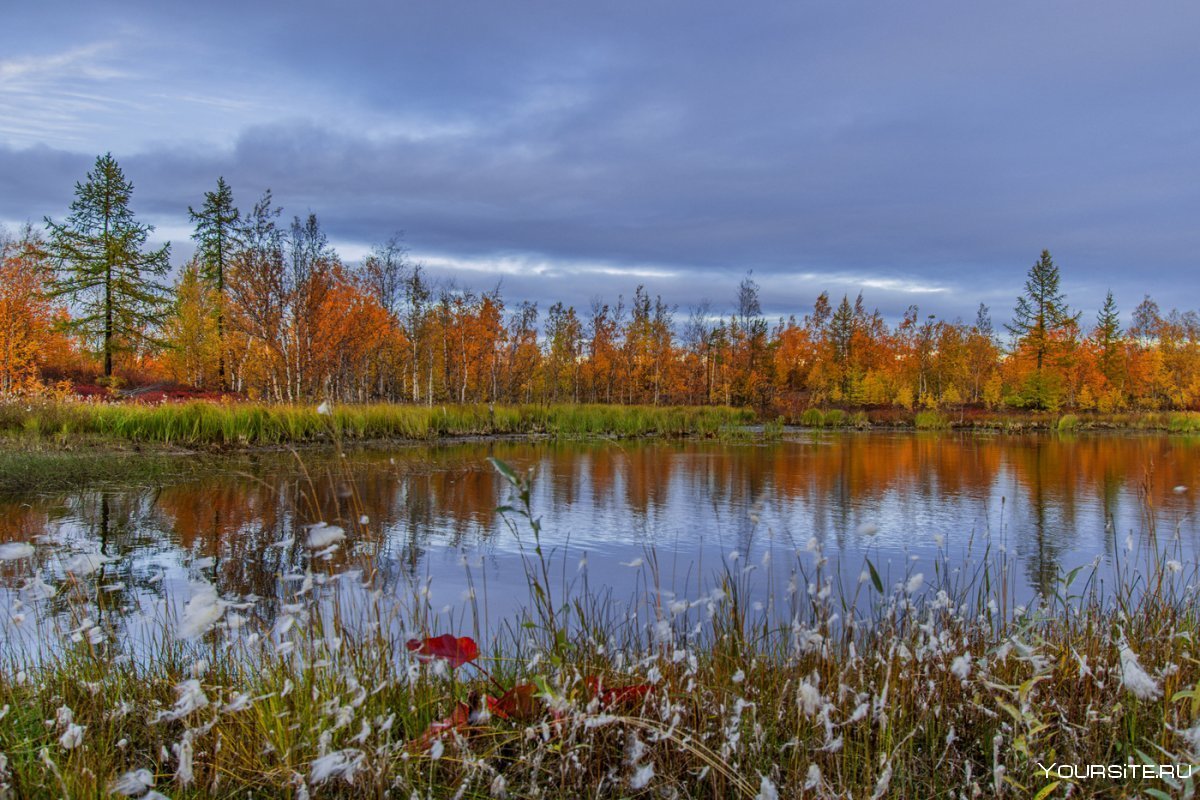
top-left (2, 1), bottom-right (1199, 327)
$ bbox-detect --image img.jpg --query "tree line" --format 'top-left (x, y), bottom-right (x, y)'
top-left (2, 153), bottom-right (1198, 413)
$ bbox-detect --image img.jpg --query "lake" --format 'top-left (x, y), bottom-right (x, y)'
top-left (2, 431), bottom-right (1198, 652)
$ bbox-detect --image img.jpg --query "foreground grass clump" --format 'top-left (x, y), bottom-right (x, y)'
top-left (0, 401), bottom-right (754, 448)
top-left (1, 461), bottom-right (1198, 798)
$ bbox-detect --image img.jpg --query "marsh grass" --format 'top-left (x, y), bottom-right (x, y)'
top-left (1, 452), bottom-right (1199, 798)
top-left (946, 409), bottom-right (1200, 433)
top-left (791, 409), bottom-right (868, 429)
top-left (914, 410), bottom-right (951, 430)
top-left (0, 449), bottom-right (227, 493)
top-left (0, 401), bottom-right (755, 449)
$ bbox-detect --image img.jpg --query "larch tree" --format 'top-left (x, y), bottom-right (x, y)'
top-left (1094, 290), bottom-right (1123, 387)
top-left (44, 153), bottom-right (171, 380)
top-left (163, 258), bottom-right (220, 387)
top-left (1006, 250), bottom-right (1080, 372)
top-left (829, 295), bottom-right (857, 399)
top-left (1005, 249), bottom-right (1080, 408)
top-left (188, 177), bottom-right (241, 389)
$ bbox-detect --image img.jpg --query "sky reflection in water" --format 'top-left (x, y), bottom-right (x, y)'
top-left (2, 433), bottom-right (1199, 652)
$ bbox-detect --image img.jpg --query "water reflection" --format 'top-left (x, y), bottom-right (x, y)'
top-left (2, 433), bottom-right (1199, 636)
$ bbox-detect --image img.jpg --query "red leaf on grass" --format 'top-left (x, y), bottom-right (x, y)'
top-left (585, 676), bottom-right (653, 709)
top-left (414, 701), bottom-right (471, 751)
top-left (405, 634), bottom-right (480, 668)
top-left (488, 683), bottom-right (540, 722)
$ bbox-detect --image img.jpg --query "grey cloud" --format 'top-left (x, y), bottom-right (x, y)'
top-left (3, 1), bottom-right (1199, 325)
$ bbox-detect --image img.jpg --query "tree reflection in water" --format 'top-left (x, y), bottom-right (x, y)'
top-left (2, 433), bottom-right (1198, 647)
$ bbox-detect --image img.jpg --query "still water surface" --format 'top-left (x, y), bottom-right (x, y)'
top-left (2, 432), bottom-right (1199, 649)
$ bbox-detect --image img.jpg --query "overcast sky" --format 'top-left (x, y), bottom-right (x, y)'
top-left (2, 1), bottom-right (1198, 326)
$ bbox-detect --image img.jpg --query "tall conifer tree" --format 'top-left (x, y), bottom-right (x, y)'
top-left (1006, 249), bottom-right (1080, 373)
top-left (189, 177), bottom-right (241, 389)
top-left (1094, 290), bottom-right (1123, 385)
top-left (44, 153), bottom-right (170, 379)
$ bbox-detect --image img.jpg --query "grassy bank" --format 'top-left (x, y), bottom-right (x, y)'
top-left (0, 401), bottom-right (755, 449)
top-left (0, 461), bottom-right (1198, 798)
top-left (4, 400), bottom-right (1200, 453)
top-left (0, 448), bottom-right (229, 493)
top-left (782, 406), bottom-right (1200, 432)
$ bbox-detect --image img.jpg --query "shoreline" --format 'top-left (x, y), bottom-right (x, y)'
top-left (2, 400), bottom-right (1199, 494)
top-left (1, 400), bottom-right (1198, 449)
top-left (1, 419), bottom-right (1196, 494)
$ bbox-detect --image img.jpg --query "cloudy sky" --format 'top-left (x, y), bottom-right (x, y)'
top-left (2, 1), bottom-right (1198, 326)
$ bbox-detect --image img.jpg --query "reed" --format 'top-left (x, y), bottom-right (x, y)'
top-left (1057, 412), bottom-right (1081, 431)
top-left (799, 408), bottom-right (825, 427)
top-left (914, 409), bottom-right (951, 429)
top-left (0, 401), bottom-right (754, 448)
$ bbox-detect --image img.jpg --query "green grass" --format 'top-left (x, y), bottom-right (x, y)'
top-left (0, 401), bottom-right (755, 448)
top-left (799, 408), bottom-right (825, 427)
top-left (914, 410), bottom-right (951, 429)
top-left (9, 401), bottom-right (1200, 450)
top-left (760, 419), bottom-right (784, 440)
top-left (823, 408), bottom-right (847, 427)
top-left (1169, 411), bottom-right (1200, 433)
top-left (793, 408), bottom-right (858, 428)
top-left (945, 409), bottom-right (1200, 432)
top-left (1057, 413), bottom-right (1080, 431)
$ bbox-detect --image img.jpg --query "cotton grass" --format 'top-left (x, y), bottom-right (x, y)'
top-left (0, 458), bottom-right (1197, 799)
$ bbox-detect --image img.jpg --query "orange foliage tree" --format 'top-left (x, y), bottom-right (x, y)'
top-left (0, 226), bottom-right (74, 396)
top-left (25, 167), bottom-right (1200, 416)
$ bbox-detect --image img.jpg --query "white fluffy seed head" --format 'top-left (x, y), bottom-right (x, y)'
top-left (629, 763), bottom-right (655, 790)
top-left (0, 542), bottom-right (34, 561)
top-left (951, 654), bottom-right (972, 680)
top-left (307, 523), bottom-right (346, 549)
top-left (1119, 641), bottom-right (1161, 700)
top-left (58, 723), bottom-right (85, 750)
top-left (109, 769), bottom-right (155, 796)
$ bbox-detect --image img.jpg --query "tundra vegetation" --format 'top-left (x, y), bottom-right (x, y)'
top-left (0, 458), bottom-right (1197, 798)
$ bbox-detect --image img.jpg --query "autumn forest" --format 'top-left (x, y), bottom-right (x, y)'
top-left (3, 153), bottom-right (1197, 415)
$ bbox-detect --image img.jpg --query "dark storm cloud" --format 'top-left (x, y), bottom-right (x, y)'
top-left (3, 1), bottom-right (1199, 324)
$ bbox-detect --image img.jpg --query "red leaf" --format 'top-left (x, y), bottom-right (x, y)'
top-left (405, 634), bottom-right (480, 668)
top-left (489, 683), bottom-right (540, 722)
top-left (585, 676), bottom-right (653, 709)
top-left (414, 701), bottom-right (471, 751)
